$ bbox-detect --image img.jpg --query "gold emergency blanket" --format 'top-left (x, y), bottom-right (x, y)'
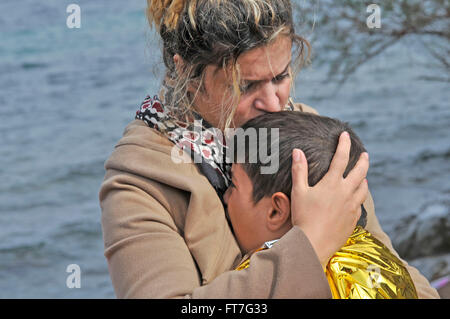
top-left (235, 226), bottom-right (418, 299)
top-left (325, 226), bottom-right (418, 299)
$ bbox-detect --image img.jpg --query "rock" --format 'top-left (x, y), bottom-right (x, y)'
top-left (437, 281), bottom-right (450, 299)
top-left (408, 253), bottom-right (450, 282)
top-left (391, 202), bottom-right (450, 260)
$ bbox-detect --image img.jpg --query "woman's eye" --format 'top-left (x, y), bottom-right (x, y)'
top-left (273, 72), bottom-right (289, 83)
top-left (239, 82), bottom-right (256, 93)
top-left (239, 72), bottom-right (289, 94)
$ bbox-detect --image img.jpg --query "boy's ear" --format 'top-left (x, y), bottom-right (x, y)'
top-left (266, 192), bottom-right (291, 233)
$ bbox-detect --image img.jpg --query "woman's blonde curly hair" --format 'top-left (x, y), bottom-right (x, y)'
top-left (147, 0), bottom-right (310, 129)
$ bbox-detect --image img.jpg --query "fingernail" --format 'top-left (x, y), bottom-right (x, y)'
top-left (293, 149), bottom-right (301, 162)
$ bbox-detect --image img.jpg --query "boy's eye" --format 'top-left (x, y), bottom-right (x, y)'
top-left (229, 180), bottom-right (236, 188)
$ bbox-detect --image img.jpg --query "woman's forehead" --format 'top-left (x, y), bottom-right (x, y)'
top-left (237, 36), bottom-right (292, 81)
top-left (205, 36), bottom-right (292, 83)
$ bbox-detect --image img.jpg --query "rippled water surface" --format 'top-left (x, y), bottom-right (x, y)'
top-left (0, 1), bottom-right (449, 298)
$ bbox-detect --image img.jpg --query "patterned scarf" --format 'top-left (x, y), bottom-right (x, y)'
top-left (136, 94), bottom-right (232, 198)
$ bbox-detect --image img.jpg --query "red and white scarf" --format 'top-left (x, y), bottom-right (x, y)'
top-left (136, 95), bottom-right (232, 197)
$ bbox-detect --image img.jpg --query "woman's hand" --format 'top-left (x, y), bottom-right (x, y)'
top-left (290, 132), bottom-right (369, 266)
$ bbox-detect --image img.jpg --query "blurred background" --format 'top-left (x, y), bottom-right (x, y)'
top-left (0, 0), bottom-right (448, 298)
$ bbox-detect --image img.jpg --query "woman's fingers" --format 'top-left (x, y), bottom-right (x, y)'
top-left (290, 149), bottom-right (309, 227)
top-left (326, 132), bottom-right (351, 181)
top-left (345, 152), bottom-right (369, 191)
top-left (291, 148), bottom-right (309, 192)
top-left (288, 139), bottom-right (370, 266)
top-left (353, 178), bottom-right (369, 212)
top-left (353, 205), bottom-right (363, 228)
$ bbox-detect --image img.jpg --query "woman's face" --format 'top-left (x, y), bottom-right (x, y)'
top-left (192, 36), bottom-right (293, 129)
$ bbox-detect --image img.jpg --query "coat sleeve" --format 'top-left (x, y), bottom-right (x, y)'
top-left (191, 226), bottom-right (332, 298)
top-left (100, 164), bottom-right (332, 299)
top-left (297, 102), bottom-right (440, 299)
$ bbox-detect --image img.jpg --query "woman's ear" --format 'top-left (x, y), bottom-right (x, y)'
top-left (173, 54), bottom-right (185, 76)
top-left (173, 54), bottom-right (197, 93)
top-left (266, 192), bottom-right (292, 233)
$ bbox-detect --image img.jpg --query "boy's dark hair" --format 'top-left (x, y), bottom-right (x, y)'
top-left (236, 111), bottom-right (366, 204)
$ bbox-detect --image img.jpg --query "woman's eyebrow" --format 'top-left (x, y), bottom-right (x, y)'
top-left (242, 60), bottom-right (291, 85)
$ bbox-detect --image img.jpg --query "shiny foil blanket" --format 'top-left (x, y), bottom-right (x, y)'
top-left (235, 226), bottom-right (418, 299)
top-left (325, 226), bottom-right (418, 299)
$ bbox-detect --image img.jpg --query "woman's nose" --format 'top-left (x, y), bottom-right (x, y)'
top-left (253, 81), bottom-right (281, 112)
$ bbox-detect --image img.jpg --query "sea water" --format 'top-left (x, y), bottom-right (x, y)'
top-left (0, 0), bottom-right (448, 298)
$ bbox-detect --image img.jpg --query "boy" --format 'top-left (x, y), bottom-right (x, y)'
top-left (223, 111), bottom-right (417, 299)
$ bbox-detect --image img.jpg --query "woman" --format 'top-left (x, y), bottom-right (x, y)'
top-left (99, 0), bottom-right (439, 298)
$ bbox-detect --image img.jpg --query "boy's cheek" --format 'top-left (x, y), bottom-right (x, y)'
top-left (223, 188), bottom-right (231, 203)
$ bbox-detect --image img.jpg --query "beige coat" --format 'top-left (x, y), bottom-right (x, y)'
top-left (99, 104), bottom-right (439, 299)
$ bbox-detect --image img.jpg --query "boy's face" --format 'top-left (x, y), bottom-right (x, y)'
top-left (223, 164), bottom-right (273, 254)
